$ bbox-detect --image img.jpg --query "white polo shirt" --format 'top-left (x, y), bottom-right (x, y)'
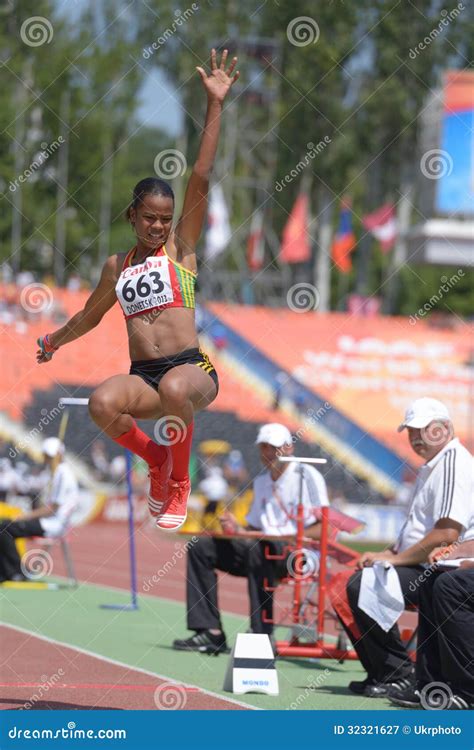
top-left (394, 438), bottom-right (474, 553)
top-left (39, 462), bottom-right (79, 538)
top-left (246, 462), bottom-right (329, 536)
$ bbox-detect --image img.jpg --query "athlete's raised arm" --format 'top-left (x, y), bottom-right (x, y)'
top-left (174, 49), bottom-right (239, 262)
top-left (36, 255), bottom-right (118, 363)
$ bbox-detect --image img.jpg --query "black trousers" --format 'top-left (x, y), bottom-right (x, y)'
top-left (416, 567), bottom-right (474, 701)
top-left (186, 536), bottom-right (288, 635)
top-left (0, 518), bottom-right (44, 581)
top-left (344, 566), bottom-right (424, 683)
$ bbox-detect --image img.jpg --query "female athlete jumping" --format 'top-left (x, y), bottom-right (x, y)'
top-left (36, 49), bottom-right (239, 531)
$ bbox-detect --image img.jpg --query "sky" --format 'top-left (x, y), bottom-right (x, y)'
top-left (55, 0), bottom-right (183, 136)
top-left (136, 67), bottom-right (183, 137)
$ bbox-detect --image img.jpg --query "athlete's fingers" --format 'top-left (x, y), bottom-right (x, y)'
top-left (226, 56), bottom-right (237, 76)
top-left (195, 66), bottom-right (207, 82)
top-left (219, 49), bottom-right (228, 70)
top-left (231, 70), bottom-right (240, 85)
top-left (210, 48), bottom-right (217, 70)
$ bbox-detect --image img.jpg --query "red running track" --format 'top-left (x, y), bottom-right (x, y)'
top-left (0, 625), bottom-right (245, 711)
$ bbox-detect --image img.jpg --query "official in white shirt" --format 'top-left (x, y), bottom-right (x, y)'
top-left (173, 423), bottom-right (329, 655)
top-left (342, 398), bottom-right (474, 698)
top-left (0, 438), bottom-right (78, 582)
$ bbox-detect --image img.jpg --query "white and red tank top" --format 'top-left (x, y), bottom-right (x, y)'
top-left (115, 245), bottom-right (196, 320)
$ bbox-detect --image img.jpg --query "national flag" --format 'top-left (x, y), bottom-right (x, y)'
top-left (205, 184), bottom-right (231, 261)
top-left (246, 210), bottom-right (265, 271)
top-left (279, 192), bottom-right (311, 264)
top-left (331, 201), bottom-right (356, 272)
top-left (362, 203), bottom-right (398, 253)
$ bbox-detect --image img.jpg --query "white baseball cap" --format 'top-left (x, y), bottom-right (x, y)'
top-left (256, 423), bottom-right (292, 447)
top-left (397, 398), bottom-right (451, 432)
top-left (42, 437), bottom-right (65, 457)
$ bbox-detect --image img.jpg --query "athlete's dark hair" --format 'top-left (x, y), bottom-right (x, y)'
top-left (126, 177), bottom-right (175, 222)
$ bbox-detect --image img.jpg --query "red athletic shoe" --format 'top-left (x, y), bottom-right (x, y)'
top-left (155, 476), bottom-right (191, 531)
top-left (147, 448), bottom-right (172, 518)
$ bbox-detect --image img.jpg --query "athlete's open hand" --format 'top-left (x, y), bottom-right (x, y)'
top-left (36, 335), bottom-right (56, 364)
top-left (196, 49), bottom-right (239, 103)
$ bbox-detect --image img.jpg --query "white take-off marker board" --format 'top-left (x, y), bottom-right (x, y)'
top-left (223, 633), bottom-right (279, 696)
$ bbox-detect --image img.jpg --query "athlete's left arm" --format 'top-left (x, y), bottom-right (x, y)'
top-left (174, 49), bottom-right (239, 262)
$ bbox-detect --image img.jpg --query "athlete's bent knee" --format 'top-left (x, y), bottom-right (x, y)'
top-left (88, 388), bottom-right (119, 424)
top-left (159, 376), bottom-right (189, 410)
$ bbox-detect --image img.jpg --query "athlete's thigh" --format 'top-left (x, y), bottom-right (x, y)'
top-left (159, 363), bottom-right (218, 412)
top-left (92, 374), bottom-right (164, 420)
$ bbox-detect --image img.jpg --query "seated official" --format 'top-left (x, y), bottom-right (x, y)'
top-left (173, 422), bottom-right (329, 655)
top-left (339, 398), bottom-right (474, 698)
top-left (0, 438), bottom-right (78, 582)
top-left (390, 535), bottom-right (474, 710)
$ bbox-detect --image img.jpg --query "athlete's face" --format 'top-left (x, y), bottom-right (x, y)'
top-left (130, 194), bottom-right (174, 250)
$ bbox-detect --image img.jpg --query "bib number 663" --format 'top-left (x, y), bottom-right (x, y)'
top-left (122, 272), bottom-right (164, 302)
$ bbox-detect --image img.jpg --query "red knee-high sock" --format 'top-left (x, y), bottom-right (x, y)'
top-left (170, 420), bottom-right (194, 481)
top-left (114, 421), bottom-right (167, 468)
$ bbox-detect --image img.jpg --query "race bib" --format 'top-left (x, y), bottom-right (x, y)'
top-left (116, 255), bottom-right (174, 318)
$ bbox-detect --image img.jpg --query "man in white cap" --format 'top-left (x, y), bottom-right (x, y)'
top-left (339, 398), bottom-right (474, 698)
top-left (0, 437), bottom-right (78, 582)
top-left (173, 422), bottom-right (329, 654)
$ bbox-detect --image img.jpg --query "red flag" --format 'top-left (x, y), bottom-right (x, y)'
top-left (279, 192), bottom-right (311, 264)
top-left (246, 210), bottom-right (265, 271)
top-left (331, 202), bottom-right (356, 272)
top-left (362, 203), bottom-right (397, 252)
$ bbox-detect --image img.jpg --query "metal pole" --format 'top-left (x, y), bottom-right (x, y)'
top-left (314, 186), bottom-right (332, 312)
top-left (292, 464), bottom-right (306, 625)
top-left (125, 449), bottom-right (138, 609)
top-left (317, 505), bottom-right (329, 643)
top-left (54, 90), bottom-right (70, 286)
top-left (97, 135), bottom-right (114, 269)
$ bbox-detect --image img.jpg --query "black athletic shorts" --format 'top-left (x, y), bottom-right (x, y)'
top-left (130, 347), bottom-right (219, 393)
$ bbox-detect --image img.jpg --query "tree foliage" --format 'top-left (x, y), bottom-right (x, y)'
top-left (0, 0), bottom-right (471, 315)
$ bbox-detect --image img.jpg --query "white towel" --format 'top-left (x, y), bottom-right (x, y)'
top-left (358, 562), bottom-right (405, 632)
